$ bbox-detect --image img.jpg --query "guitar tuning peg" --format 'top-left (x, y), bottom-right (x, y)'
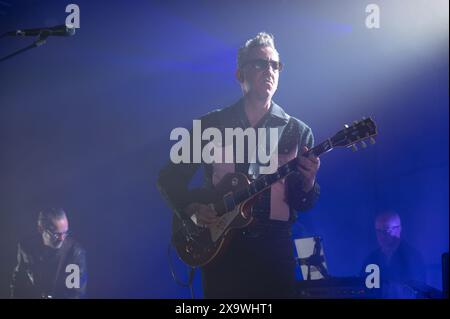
top-left (360, 140), bottom-right (367, 148)
top-left (351, 144), bottom-right (358, 152)
top-left (353, 120), bottom-right (358, 125)
top-left (369, 137), bottom-right (376, 144)
top-left (344, 124), bottom-right (349, 129)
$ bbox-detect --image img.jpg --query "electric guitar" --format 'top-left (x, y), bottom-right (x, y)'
top-left (171, 117), bottom-right (378, 267)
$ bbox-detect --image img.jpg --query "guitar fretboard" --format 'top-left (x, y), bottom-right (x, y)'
top-left (219, 117), bottom-right (377, 213)
top-left (221, 139), bottom-right (333, 212)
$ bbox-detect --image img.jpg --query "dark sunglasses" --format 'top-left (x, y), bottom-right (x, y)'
top-left (376, 226), bottom-right (400, 234)
top-left (242, 59), bottom-right (283, 72)
top-left (45, 229), bottom-right (69, 240)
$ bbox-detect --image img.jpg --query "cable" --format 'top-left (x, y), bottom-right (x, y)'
top-left (167, 243), bottom-right (196, 299)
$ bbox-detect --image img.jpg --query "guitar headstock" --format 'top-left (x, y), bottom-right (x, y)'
top-left (331, 117), bottom-right (377, 151)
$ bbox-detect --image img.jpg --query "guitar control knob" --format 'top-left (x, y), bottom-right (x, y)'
top-left (351, 144), bottom-right (358, 152)
top-left (360, 141), bottom-right (367, 148)
top-left (369, 137), bottom-right (376, 144)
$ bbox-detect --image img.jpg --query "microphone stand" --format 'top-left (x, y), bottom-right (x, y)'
top-left (0, 31), bottom-right (50, 63)
top-left (297, 237), bottom-right (330, 280)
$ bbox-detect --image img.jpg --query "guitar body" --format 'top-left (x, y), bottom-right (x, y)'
top-left (169, 117), bottom-right (377, 268)
top-left (171, 172), bottom-right (257, 268)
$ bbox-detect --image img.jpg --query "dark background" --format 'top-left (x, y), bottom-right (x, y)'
top-left (0, 0), bottom-right (448, 298)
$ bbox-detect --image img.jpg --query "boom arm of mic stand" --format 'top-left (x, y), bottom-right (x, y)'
top-left (0, 32), bottom-right (50, 63)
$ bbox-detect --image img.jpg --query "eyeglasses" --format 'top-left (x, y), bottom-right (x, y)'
top-left (242, 59), bottom-right (283, 72)
top-left (376, 226), bottom-right (400, 234)
top-left (45, 229), bottom-right (69, 240)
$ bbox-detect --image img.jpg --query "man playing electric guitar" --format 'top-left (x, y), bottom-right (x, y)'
top-left (157, 32), bottom-right (320, 298)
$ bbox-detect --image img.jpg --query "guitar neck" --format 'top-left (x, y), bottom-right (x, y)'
top-left (228, 139), bottom-right (332, 209)
top-left (220, 116), bottom-right (377, 213)
top-left (304, 138), bottom-right (334, 157)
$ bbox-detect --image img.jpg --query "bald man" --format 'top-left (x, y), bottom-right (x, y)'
top-left (361, 211), bottom-right (426, 294)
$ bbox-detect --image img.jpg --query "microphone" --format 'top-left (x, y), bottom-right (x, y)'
top-left (5, 24), bottom-right (75, 37)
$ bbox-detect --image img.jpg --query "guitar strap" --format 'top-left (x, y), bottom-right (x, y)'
top-left (270, 117), bottom-right (301, 221)
top-left (248, 116), bottom-right (299, 180)
top-left (278, 117), bottom-right (301, 156)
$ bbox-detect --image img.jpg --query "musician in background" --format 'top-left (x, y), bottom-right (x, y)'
top-left (158, 32), bottom-right (320, 298)
top-left (361, 210), bottom-right (426, 298)
top-left (10, 208), bottom-right (87, 298)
